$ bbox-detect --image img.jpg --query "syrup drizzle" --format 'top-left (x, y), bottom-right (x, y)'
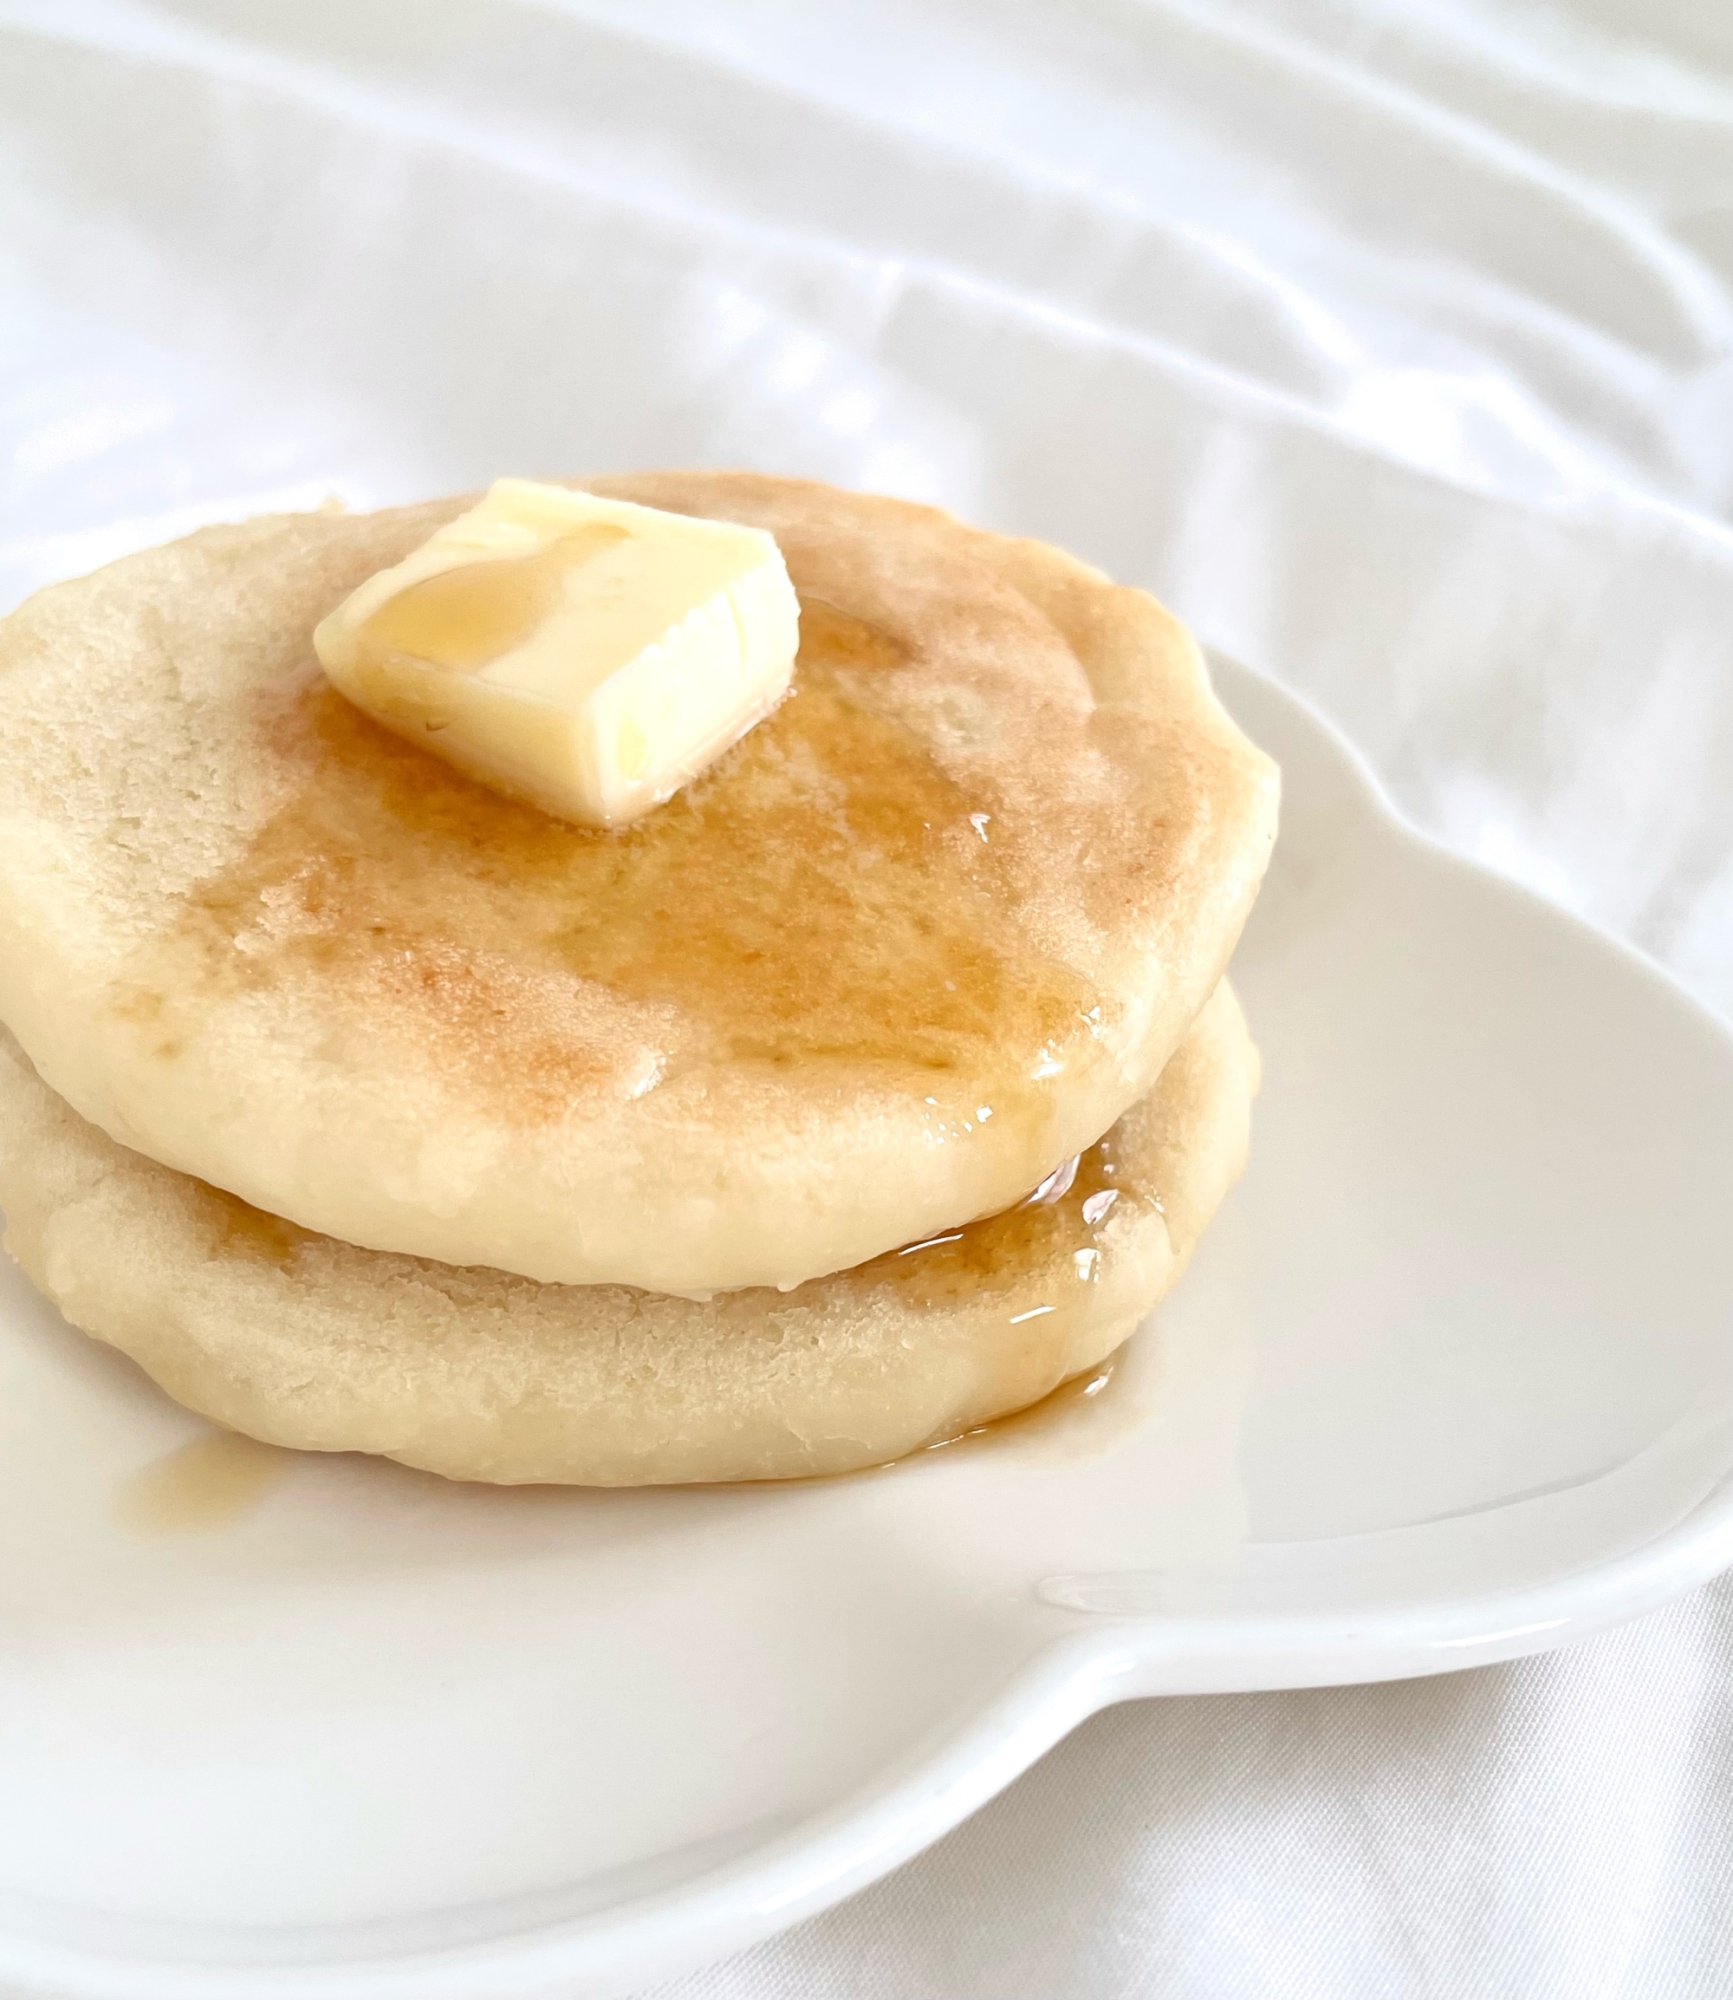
top-left (111, 1430), bottom-right (291, 1536)
top-left (127, 600), bottom-right (1107, 1154)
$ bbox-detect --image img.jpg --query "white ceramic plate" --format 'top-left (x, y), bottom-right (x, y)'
top-left (1, 657), bottom-right (1730, 2000)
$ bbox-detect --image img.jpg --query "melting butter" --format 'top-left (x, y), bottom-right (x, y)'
top-left (314, 480), bottom-right (799, 827)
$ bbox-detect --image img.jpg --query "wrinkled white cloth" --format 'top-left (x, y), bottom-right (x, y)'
top-left (2, 1), bottom-right (1730, 1993)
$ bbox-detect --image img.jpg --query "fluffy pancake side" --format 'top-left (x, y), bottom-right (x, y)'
top-left (0, 476), bottom-right (1277, 1294)
top-left (0, 986), bottom-right (1257, 1486)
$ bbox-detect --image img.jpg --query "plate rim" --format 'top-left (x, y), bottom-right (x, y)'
top-left (3, 653), bottom-right (1731, 2000)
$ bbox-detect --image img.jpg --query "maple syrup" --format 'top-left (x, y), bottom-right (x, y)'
top-left (356, 523), bottom-right (629, 673)
top-left (926, 1356), bottom-right (1120, 1455)
top-left (111, 1429), bottom-right (290, 1535)
top-left (135, 598), bottom-right (1107, 1142)
top-left (847, 1127), bottom-right (1138, 1311)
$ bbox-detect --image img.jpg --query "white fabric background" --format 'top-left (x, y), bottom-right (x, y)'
top-left (2, 1), bottom-right (1731, 1993)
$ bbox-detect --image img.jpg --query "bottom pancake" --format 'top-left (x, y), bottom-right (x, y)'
top-left (0, 985), bottom-right (1257, 1486)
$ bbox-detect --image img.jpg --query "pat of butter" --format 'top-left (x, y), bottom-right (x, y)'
top-left (313, 479), bottom-right (800, 826)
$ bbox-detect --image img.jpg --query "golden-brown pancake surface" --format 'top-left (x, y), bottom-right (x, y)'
top-left (0, 474), bottom-right (1276, 1291)
top-left (0, 986), bottom-right (1256, 1485)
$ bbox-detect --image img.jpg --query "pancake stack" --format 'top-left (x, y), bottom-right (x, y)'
top-left (0, 474), bottom-right (1277, 1484)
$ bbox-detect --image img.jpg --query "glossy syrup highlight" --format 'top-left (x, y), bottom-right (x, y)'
top-left (357, 524), bottom-right (628, 672)
top-left (849, 1123), bottom-right (1142, 1311)
top-left (924, 1357), bottom-right (1119, 1458)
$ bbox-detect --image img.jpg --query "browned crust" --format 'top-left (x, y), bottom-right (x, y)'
top-left (0, 986), bottom-right (1257, 1485)
top-left (0, 476), bottom-right (1277, 1290)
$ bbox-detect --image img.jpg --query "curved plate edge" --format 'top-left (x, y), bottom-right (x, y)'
top-left (4, 657), bottom-right (1731, 2000)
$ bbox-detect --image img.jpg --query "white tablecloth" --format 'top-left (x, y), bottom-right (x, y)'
top-left (3, 1), bottom-right (1730, 1992)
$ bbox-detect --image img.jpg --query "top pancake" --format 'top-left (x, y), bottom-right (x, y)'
top-left (0, 473), bottom-right (1276, 1291)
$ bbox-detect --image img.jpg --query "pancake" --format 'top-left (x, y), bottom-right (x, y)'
top-left (0, 474), bottom-right (1277, 1293)
top-left (0, 986), bottom-right (1256, 1486)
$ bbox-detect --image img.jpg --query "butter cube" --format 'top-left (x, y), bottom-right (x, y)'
top-left (313, 479), bottom-right (800, 827)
